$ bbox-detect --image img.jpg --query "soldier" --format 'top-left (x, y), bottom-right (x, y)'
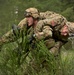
top-left (23, 8), bottom-right (69, 74)
top-left (0, 7), bottom-right (70, 56)
top-left (0, 7), bottom-right (70, 74)
top-left (33, 12), bottom-right (69, 55)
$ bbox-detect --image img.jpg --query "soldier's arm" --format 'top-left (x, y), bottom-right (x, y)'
top-left (0, 18), bottom-right (27, 45)
top-left (66, 22), bottom-right (74, 33)
top-left (34, 20), bottom-right (53, 40)
top-left (18, 18), bottom-right (27, 29)
top-left (34, 15), bottom-right (67, 40)
top-left (42, 15), bottom-right (67, 26)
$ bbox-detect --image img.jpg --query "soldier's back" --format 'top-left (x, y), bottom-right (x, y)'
top-left (66, 22), bottom-right (74, 33)
top-left (40, 11), bottom-right (61, 19)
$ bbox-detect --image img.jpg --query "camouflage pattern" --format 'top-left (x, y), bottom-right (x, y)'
top-left (0, 18), bottom-right (29, 45)
top-left (39, 13), bottom-right (67, 27)
top-left (0, 9), bottom-right (70, 55)
top-left (0, 29), bottom-right (15, 44)
top-left (49, 41), bottom-right (64, 56)
top-left (40, 11), bottom-right (58, 19)
top-left (35, 14), bottom-right (69, 41)
top-left (66, 22), bottom-right (74, 33)
top-left (34, 20), bottom-right (53, 40)
top-left (25, 7), bottom-right (40, 19)
top-left (34, 13), bottom-right (69, 55)
top-left (0, 9), bottom-right (72, 74)
top-left (0, 10), bottom-right (68, 42)
top-left (0, 10), bottom-right (56, 46)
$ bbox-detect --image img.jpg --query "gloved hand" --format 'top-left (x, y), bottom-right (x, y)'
top-left (12, 24), bottom-right (20, 36)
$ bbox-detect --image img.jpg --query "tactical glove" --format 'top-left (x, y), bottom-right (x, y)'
top-left (12, 24), bottom-right (20, 37)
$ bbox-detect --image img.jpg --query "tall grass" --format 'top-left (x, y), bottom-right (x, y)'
top-left (0, 35), bottom-right (74, 75)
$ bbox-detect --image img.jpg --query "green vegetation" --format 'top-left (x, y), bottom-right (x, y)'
top-left (0, 0), bottom-right (74, 35)
top-left (0, 0), bottom-right (74, 75)
top-left (0, 38), bottom-right (74, 75)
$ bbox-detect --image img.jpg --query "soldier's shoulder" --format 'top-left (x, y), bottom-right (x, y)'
top-left (18, 18), bottom-right (27, 28)
top-left (37, 20), bottom-right (44, 25)
top-left (40, 11), bottom-right (60, 19)
top-left (36, 18), bottom-right (51, 28)
top-left (35, 20), bottom-right (45, 29)
top-left (19, 18), bottom-right (27, 24)
top-left (18, 18), bottom-right (27, 25)
top-left (45, 11), bottom-right (55, 14)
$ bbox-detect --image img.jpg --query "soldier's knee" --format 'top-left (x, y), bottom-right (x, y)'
top-left (49, 41), bottom-right (63, 56)
top-left (49, 46), bottom-right (59, 56)
top-left (44, 39), bottom-right (55, 49)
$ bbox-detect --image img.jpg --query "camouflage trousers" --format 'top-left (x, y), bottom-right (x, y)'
top-left (44, 38), bottom-right (64, 56)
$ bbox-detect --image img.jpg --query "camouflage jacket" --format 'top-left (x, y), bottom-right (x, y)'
top-left (34, 13), bottom-right (69, 42)
top-left (0, 18), bottom-right (34, 45)
top-left (0, 11), bottom-right (70, 45)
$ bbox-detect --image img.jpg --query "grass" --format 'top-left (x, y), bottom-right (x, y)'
top-left (0, 39), bottom-right (74, 75)
top-left (0, 11), bottom-right (74, 75)
top-left (61, 50), bottom-right (74, 75)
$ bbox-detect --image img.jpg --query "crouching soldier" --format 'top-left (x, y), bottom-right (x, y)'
top-left (0, 7), bottom-right (71, 74)
top-left (33, 12), bottom-right (69, 56)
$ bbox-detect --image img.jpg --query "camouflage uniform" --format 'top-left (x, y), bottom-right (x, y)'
top-left (40, 11), bottom-right (59, 19)
top-left (0, 18), bottom-right (34, 48)
top-left (0, 18), bottom-right (27, 44)
top-left (34, 13), bottom-right (69, 55)
top-left (0, 8), bottom-right (70, 74)
top-left (0, 10), bottom-right (69, 55)
top-left (66, 22), bottom-right (74, 33)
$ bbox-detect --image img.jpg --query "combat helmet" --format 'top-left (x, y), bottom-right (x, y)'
top-left (24, 7), bottom-right (40, 19)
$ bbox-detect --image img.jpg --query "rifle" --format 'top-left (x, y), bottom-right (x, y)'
top-left (12, 24), bottom-right (20, 38)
